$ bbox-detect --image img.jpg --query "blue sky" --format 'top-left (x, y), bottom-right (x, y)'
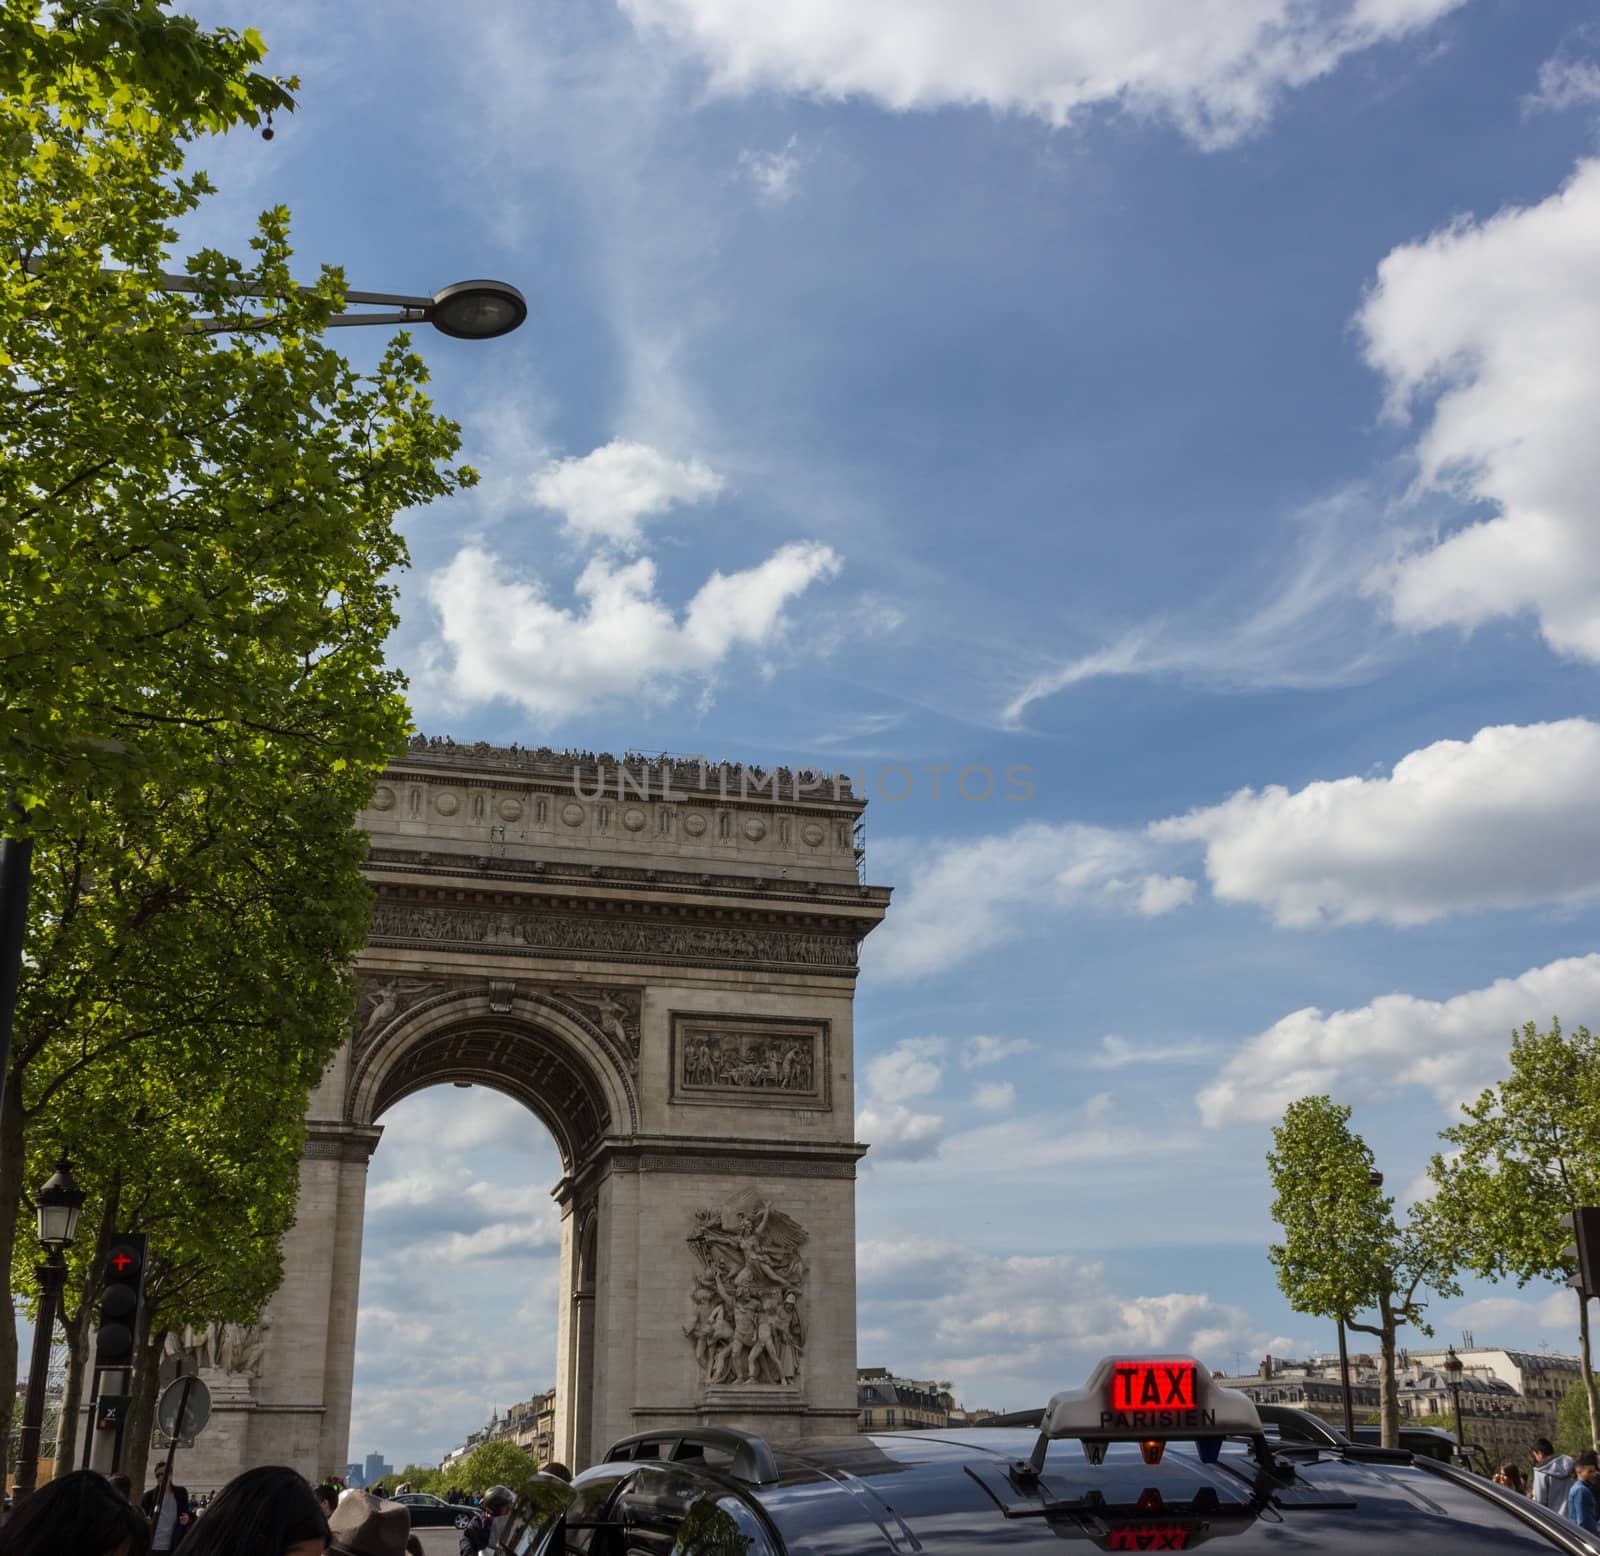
top-left (168, 0), bottom-right (1600, 1467)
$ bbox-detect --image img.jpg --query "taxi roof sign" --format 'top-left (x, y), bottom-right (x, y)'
top-left (1023, 1355), bottom-right (1264, 1476)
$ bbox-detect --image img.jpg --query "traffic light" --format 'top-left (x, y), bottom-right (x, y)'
top-left (1561, 1209), bottom-right (1600, 1297)
top-left (94, 1233), bottom-right (147, 1367)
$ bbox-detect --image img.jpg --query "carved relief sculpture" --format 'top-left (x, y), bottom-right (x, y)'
top-left (354, 978), bottom-right (441, 1050)
top-left (685, 1191), bottom-right (807, 1388)
top-left (167, 1320), bottom-right (270, 1379)
top-left (366, 900), bottom-right (858, 971)
top-left (672, 1016), bottom-right (829, 1107)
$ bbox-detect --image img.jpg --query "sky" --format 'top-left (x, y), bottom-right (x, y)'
top-left (164, 0), bottom-right (1600, 1469)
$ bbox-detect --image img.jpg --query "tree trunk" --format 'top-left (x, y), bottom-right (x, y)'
top-left (122, 1322), bottom-right (166, 1494)
top-left (52, 1184), bottom-right (122, 1477)
top-left (0, 1068), bottom-right (30, 1482)
top-left (1378, 1295), bottom-right (1400, 1450)
top-left (52, 1293), bottom-right (93, 1476)
top-left (1579, 1289), bottom-right (1599, 1452)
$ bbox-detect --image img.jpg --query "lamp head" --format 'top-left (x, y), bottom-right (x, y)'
top-left (428, 280), bottom-right (526, 340)
top-left (35, 1158), bottom-right (85, 1250)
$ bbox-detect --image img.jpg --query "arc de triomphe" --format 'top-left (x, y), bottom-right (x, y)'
top-left (173, 742), bottom-right (888, 1483)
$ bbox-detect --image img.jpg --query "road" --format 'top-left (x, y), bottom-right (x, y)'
top-left (414, 1528), bottom-right (465, 1556)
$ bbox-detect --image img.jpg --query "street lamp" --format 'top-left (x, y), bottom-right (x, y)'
top-left (11, 1158), bottom-right (86, 1501)
top-left (1443, 1345), bottom-right (1466, 1446)
top-left (1336, 1168), bottom-right (1385, 1437)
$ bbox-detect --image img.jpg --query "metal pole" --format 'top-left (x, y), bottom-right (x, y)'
top-left (1338, 1316), bottom-right (1355, 1436)
top-left (1452, 1381), bottom-right (1464, 1446)
top-left (163, 1369), bottom-right (196, 1487)
top-left (11, 1252), bottom-right (66, 1501)
top-left (0, 814), bottom-right (33, 1100)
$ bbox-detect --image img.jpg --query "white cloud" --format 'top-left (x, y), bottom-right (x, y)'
top-left (858, 1038), bottom-right (945, 1161)
top-left (857, 1236), bottom-right (1287, 1408)
top-left (866, 1037), bottom-right (945, 1099)
top-left (1153, 718), bottom-right (1600, 927)
top-left (866, 822), bottom-right (1195, 982)
top-left (1525, 54), bottom-right (1600, 115)
top-left (531, 439), bottom-right (725, 549)
top-left (1197, 952), bottom-right (1600, 1126)
top-left (857, 1100), bottom-right (945, 1162)
top-left (1358, 158), bottom-right (1600, 662)
top-left (1089, 1035), bottom-right (1216, 1070)
top-left (1001, 488), bottom-right (1398, 725)
top-left (621, 0), bottom-right (1465, 149)
top-left (738, 135), bottom-right (804, 205)
top-left (422, 540), bottom-right (841, 721)
top-left (962, 1035), bottom-right (1035, 1069)
top-left (971, 1081), bottom-right (1016, 1113)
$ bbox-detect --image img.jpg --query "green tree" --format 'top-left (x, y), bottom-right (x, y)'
top-left (1266, 1095), bottom-right (1459, 1448)
top-left (1, 0), bottom-right (474, 1467)
top-left (1427, 1019), bottom-right (1600, 1452)
top-left (1557, 1377), bottom-right (1593, 1459)
top-left (459, 1438), bottom-right (540, 1496)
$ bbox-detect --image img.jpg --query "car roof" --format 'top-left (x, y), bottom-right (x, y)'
top-left (572, 1427), bottom-right (1600, 1554)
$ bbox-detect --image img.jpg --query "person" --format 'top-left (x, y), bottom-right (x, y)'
top-left (0, 1469), bottom-right (150, 1555)
top-left (109, 1474), bottom-right (135, 1499)
top-left (1531, 1437), bottom-right (1577, 1514)
top-left (540, 1463), bottom-right (572, 1483)
top-left (327, 1491), bottom-right (409, 1556)
top-left (1570, 1452), bottom-right (1600, 1533)
top-left (141, 1461), bottom-right (192, 1552)
top-left (177, 1466), bottom-right (328, 1556)
top-left (315, 1484), bottom-right (339, 1519)
top-left (459, 1484), bottom-right (515, 1556)
top-left (1494, 1461), bottom-right (1529, 1494)
top-left (407, 1540), bottom-right (425, 1556)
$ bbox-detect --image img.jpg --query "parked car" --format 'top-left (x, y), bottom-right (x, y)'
top-left (497, 1356), bottom-right (1600, 1554)
top-left (391, 1490), bottom-right (479, 1529)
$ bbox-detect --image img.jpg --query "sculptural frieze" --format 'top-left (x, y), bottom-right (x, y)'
top-left (166, 1320), bottom-right (269, 1378)
top-left (685, 1192), bottom-right (807, 1389)
top-left (366, 900), bottom-right (857, 971)
top-left (672, 1017), bottom-right (828, 1106)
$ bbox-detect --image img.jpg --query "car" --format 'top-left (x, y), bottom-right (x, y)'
top-left (498, 1354), bottom-right (1600, 1554)
top-left (1347, 1421), bottom-right (1490, 1473)
top-left (390, 1490), bottom-right (480, 1529)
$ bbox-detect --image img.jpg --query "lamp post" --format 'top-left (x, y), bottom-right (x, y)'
top-left (0, 264), bottom-right (524, 1124)
top-left (11, 1159), bottom-right (86, 1502)
top-left (1336, 1168), bottom-right (1385, 1437)
top-left (1444, 1345), bottom-right (1466, 1446)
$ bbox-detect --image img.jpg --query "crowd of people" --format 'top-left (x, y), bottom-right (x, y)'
top-left (0, 1462), bottom-right (543, 1556)
top-left (1493, 1438), bottom-right (1600, 1532)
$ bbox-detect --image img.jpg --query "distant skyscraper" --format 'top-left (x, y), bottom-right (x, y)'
top-left (363, 1452), bottom-right (394, 1486)
top-left (346, 1462), bottom-right (363, 1487)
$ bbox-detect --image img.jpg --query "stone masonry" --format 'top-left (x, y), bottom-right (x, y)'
top-left (165, 745), bottom-right (889, 1487)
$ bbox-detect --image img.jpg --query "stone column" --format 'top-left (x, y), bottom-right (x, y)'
top-left (244, 1120), bottom-right (380, 1481)
top-left (317, 1127), bottom-right (380, 1478)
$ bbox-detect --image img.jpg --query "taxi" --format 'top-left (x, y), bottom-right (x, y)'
top-left (496, 1354), bottom-right (1600, 1554)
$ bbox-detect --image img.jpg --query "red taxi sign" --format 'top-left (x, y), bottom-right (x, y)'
top-left (1107, 1532), bottom-right (1189, 1552)
top-left (1027, 1355), bottom-right (1263, 1472)
top-left (1110, 1361), bottom-right (1195, 1415)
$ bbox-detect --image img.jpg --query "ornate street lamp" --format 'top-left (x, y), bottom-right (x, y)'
top-left (11, 1159), bottom-right (86, 1501)
top-left (1443, 1345), bottom-right (1466, 1446)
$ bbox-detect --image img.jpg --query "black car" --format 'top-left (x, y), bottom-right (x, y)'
top-left (391, 1490), bottom-right (480, 1529)
top-left (499, 1354), bottom-right (1600, 1553)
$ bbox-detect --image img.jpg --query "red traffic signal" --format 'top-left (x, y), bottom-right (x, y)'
top-left (95, 1233), bottom-right (147, 1367)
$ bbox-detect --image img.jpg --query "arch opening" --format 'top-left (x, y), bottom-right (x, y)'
top-left (369, 1020), bottom-right (610, 1171)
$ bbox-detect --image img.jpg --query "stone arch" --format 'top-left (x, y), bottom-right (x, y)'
top-left (345, 986), bottom-right (638, 1169)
